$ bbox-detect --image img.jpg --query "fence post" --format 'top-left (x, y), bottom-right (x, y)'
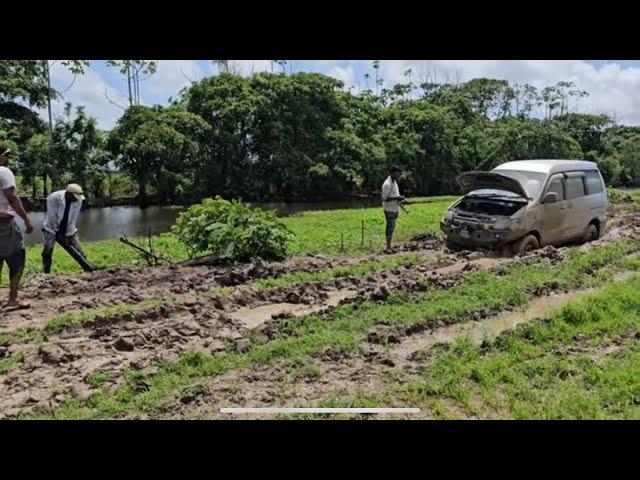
top-left (340, 233), bottom-right (344, 253)
top-left (361, 219), bottom-right (365, 247)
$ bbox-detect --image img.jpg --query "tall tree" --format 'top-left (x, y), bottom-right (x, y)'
top-left (106, 60), bottom-right (158, 106)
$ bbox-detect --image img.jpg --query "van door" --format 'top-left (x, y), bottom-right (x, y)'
top-left (584, 170), bottom-right (608, 228)
top-left (563, 172), bottom-right (588, 239)
top-left (540, 173), bottom-right (568, 245)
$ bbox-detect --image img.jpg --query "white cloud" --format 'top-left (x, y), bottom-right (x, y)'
top-left (377, 60), bottom-right (640, 124)
top-left (214, 60), bottom-right (272, 76)
top-left (38, 61), bottom-right (128, 130)
top-left (37, 60), bottom-right (640, 129)
top-left (327, 64), bottom-right (358, 90)
top-left (144, 60), bottom-right (208, 98)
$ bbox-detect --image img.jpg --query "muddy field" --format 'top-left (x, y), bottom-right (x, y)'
top-left (1, 198), bottom-right (639, 419)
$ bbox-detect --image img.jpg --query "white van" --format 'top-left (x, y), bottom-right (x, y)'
top-left (441, 160), bottom-right (609, 254)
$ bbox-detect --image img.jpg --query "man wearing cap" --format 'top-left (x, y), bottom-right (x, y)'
top-left (42, 183), bottom-right (92, 273)
top-left (0, 148), bottom-right (35, 310)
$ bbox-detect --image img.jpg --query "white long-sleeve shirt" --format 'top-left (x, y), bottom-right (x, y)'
top-left (381, 176), bottom-right (401, 212)
top-left (43, 190), bottom-right (82, 236)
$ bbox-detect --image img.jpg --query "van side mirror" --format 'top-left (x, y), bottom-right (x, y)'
top-left (542, 192), bottom-right (558, 204)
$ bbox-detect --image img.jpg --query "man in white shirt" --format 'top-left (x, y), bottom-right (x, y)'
top-left (42, 183), bottom-right (94, 273)
top-left (381, 165), bottom-right (405, 253)
top-left (0, 149), bottom-right (35, 310)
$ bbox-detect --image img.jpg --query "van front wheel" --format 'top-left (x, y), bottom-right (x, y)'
top-left (512, 234), bottom-right (539, 255)
top-left (446, 238), bottom-right (464, 252)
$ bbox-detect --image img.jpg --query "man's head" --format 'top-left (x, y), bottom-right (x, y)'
top-left (389, 165), bottom-right (402, 181)
top-left (66, 183), bottom-right (85, 203)
top-left (0, 148), bottom-right (12, 167)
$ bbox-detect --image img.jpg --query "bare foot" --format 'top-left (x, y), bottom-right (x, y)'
top-left (3, 300), bottom-right (31, 310)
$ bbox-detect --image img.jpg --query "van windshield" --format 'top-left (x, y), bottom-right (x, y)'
top-left (492, 170), bottom-right (547, 199)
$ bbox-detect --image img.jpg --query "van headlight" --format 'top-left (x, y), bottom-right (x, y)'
top-left (494, 218), bottom-right (519, 230)
top-left (443, 211), bottom-right (454, 224)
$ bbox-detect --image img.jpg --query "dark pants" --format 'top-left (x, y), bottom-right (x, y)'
top-left (42, 230), bottom-right (92, 273)
top-left (384, 210), bottom-right (398, 240)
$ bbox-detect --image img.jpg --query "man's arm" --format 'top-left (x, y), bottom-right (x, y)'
top-left (4, 187), bottom-right (34, 233)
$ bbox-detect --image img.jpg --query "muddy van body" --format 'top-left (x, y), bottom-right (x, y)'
top-left (440, 160), bottom-right (608, 254)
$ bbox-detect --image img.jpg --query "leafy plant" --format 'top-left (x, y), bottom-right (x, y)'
top-left (172, 196), bottom-right (292, 262)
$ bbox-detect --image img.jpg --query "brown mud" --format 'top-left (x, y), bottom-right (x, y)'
top-left (0, 201), bottom-right (639, 418)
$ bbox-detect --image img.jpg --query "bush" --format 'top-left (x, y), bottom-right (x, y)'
top-left (598, 156), bottom-right (622, 186)
top-left (607, 188), bottom-right (633, 204)
top-left (172, 196), bottom-right (292, 262)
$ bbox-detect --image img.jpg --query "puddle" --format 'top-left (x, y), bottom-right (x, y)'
top-left (392, 270), bottom-right (637, 361)
top-left (233, 290), bottom-right (358, 329)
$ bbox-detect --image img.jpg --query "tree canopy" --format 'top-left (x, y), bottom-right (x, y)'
top-left (3, 60), bottom-right (640, 202)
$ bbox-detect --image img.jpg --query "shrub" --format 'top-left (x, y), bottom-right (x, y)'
top-left (607, 188), bottom-right (632, 203)
top-left (172, 196), bottom-right (292, 262)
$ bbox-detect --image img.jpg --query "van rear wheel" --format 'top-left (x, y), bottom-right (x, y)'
top-left (512, 234), bottom-right (539, 255)
top-left (583, 224), bottom-right (599, 243)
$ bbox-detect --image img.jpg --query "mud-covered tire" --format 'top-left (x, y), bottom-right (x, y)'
top-left (583, 224), bottom-right (599, 243)
top-left (512, 234), bottom-right (539, 255)
top-left (446, 239), bottom-right (463, 251)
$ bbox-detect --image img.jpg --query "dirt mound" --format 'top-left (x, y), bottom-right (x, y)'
top-left (516, 245), bottom-right (566, 265)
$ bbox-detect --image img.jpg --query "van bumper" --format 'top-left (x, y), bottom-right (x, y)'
top-left (441, 221), bottom-right (521, 249)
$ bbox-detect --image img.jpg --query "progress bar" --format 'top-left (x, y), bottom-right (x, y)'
top-left (220, 408), bottom-right (420, 414)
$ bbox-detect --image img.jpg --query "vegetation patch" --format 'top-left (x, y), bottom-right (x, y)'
top-left (45, 300), bottom-right (167, 333)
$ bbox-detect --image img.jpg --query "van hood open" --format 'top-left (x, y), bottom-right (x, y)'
top-left (456, 171), bottom-right (528, 198)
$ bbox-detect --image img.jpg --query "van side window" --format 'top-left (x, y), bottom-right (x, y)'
top-left (585, 170), bottom-right (604, 194)
top-left (546, 177), bottom-right (564, 200)
top-left (565, 176), bottom-right (586, 200)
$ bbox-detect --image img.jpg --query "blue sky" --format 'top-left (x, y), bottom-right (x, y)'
top-left (45, 60), bottom-right (640, 129)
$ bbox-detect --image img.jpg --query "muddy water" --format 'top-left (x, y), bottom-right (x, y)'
top-left (392, 271), bottom-right (637, 361)
top-left (233, 290), bottom-right (359, 329)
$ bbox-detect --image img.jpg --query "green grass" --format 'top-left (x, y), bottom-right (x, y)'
top-left (0, 350), bottom-right (24, 375)
top-left (44, 300), bottom-right (167, 332)
top-left (35, 239), bottom-right (639, 419)
top-left (378, 275), bottom-right (640, 419)
top-left (15, 233), bottom-right (189, 280)
top-left (2, 196), bottom-right (452, 281)
top-left (87, 371), bottom-right (114, 389)
top-left (0, 327), bottom-right (45, 347)
top-left (282, 196), bottom-right (456, 255)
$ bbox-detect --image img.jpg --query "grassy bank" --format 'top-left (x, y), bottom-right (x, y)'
top-left (6, 196), bottom-right (454, 280)
top-left (8, 190), bottom-right (637, 280)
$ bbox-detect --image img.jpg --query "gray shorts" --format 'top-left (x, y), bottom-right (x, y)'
top-left (0, 217), bottom-right (25, 280)
top-left (384, 210), bottom-right (399, 238)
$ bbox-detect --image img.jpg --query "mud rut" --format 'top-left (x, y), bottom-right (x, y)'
top-left (1, 204), bottom-right (639, 418)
